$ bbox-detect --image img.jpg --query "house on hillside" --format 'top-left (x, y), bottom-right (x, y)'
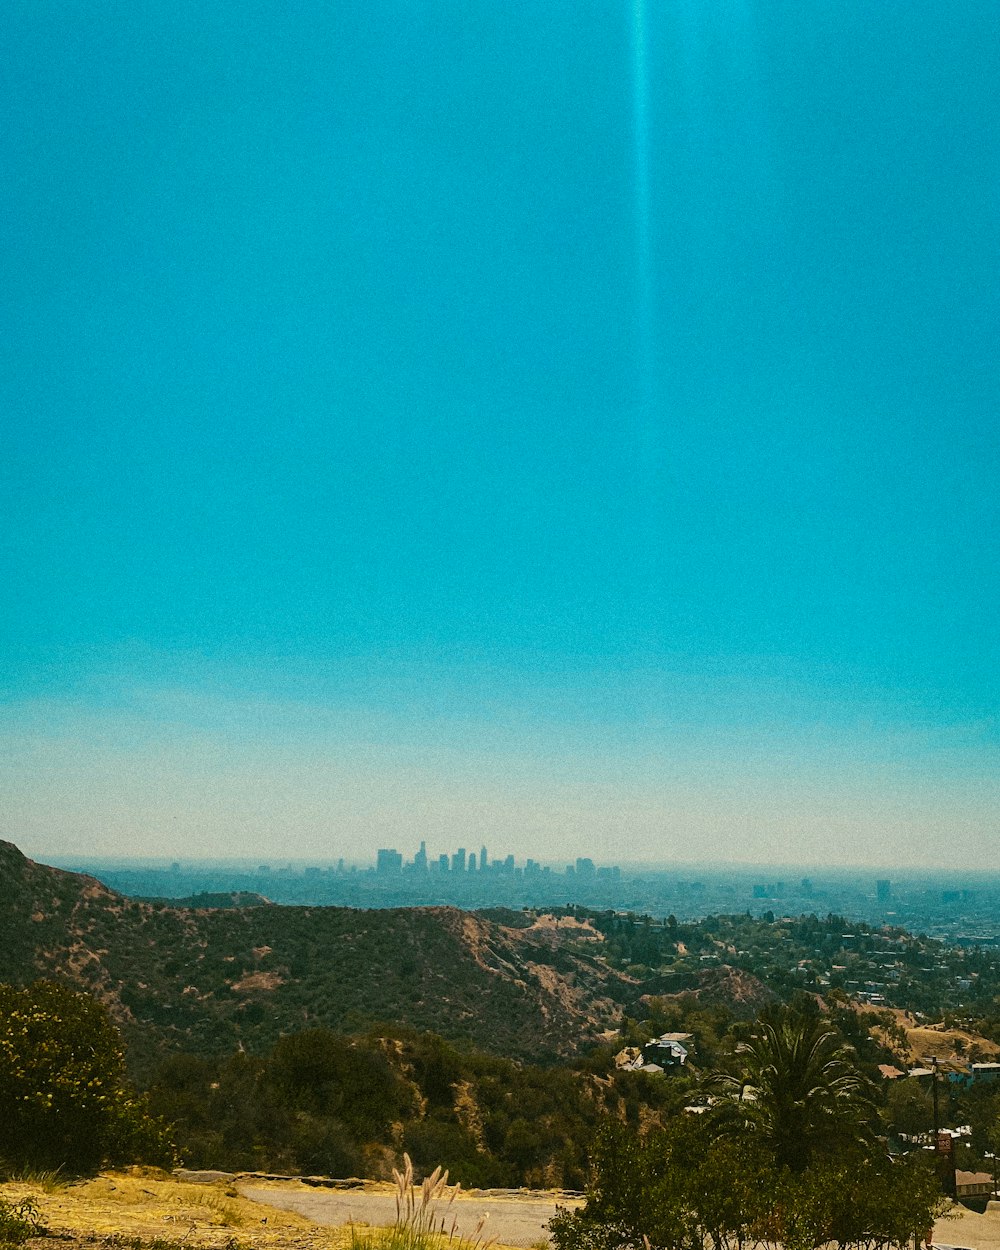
top-left (642, 1033), bottom-right (692, 1070)
top-left (615, 1033), bottom-right (693, 1076)
top-left (614, 1048), bottom-right (671, 1075)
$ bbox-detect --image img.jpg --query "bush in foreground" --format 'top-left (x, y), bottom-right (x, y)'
top-left (550, 1118), bottom-right (945, 1250)
top-left (0, 981), bottom-right (175, 1174)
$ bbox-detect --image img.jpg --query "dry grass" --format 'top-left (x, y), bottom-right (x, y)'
top-left (857, 1004), bottom-right (1000, 1068)
top-left (348, 1157), bottom-right (495, 1250)
top-left (0, 1170), bottom-right (351, 1250)
top-left (1, 1168), bottom-right (71, 1194)
top-left (906, 1024), bottom-right (1000, 1064)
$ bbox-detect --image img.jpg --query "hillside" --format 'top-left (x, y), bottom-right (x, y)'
top-left (860, 1004), bottom-right (1000, 1069)
top-left (0, 841), bottom-right (633, 1074)
top-left (10, 839), bottom-right (1000, 1083)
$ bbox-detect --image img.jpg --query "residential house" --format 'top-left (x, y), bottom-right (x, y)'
top-left (956, 1171), bottom-right (994, 1200)
top-left (642, 1032), bottom-right (692, 1069)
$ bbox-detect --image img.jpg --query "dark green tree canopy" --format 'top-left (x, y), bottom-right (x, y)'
top-left (0, 981), bottom-right (173, 1174)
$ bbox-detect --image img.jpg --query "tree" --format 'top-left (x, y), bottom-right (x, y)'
top-left (883, 1078), bottom-right (934, 1139)
top-left (772, 1148), bottom-right (945, 1250)
top-left (0, 981), bottom-right (174, 1173)
top-left (269, 1028), bottom-right (413, 1137)
top-left (705, 1005), bottom-right (876, 1170)
top-left (550, 1117), bottom-right (945, 1250)
top-left (552, 1004), bottom-right (945, 1250)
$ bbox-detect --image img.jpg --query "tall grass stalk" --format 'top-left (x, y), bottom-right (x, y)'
top-left (349, 1155), bottom-right (495, 1250)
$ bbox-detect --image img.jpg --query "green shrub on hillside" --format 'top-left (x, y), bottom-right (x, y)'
top-left (0, 981), bottom-right (175, 1174)
top-left (553, 1009), bottom-right (945, 1250)
top-left (146, 1026), bottom-right (635, 1186)
top-left (550, 1119), bottom-right (945, 1250)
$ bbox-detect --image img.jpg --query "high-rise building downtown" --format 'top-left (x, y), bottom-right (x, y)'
top-left (376, 848), bottom-right (403, 874)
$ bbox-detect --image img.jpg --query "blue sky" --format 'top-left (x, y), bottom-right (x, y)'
top-left (2, 1), bottom-right (998, 865)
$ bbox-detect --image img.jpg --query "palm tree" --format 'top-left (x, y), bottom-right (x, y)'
top-left (705, 1005), bottom-right (876, 1171)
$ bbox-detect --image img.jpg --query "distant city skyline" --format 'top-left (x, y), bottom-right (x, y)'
top-left (2, 2), bottom-right (998, 868)
top-left (372, 839), bottom-right (620, 881)
top-left (4, 654), bottom-right (996, 868)
top-left (40, 849), bottom-right (1000, 949)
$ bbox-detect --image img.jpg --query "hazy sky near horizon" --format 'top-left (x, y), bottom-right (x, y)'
top-left (2, 2), bottom-right (998, 867)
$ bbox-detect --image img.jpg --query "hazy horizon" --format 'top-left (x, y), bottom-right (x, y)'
top-left (38, 849), bottom-right (1000, 882)
top-left (3, 2), bottom-right (997, 869)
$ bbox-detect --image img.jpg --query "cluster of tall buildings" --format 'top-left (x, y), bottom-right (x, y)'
top-left (375, 841), bottom-right (620, 881)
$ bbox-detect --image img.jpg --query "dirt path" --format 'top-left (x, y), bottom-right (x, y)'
top-left (238, 1185), bottom-right (578, 1248)
top-left (935, 1204), bottom-right (1000, 1250)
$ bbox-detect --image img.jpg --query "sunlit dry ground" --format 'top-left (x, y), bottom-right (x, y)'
top-left (858, 1005), bottom-right (1000, 1068)
top-left (0, 1170), bottom-right (532, 1250)
top-left (936, 1203), bottom-right (1000, 1250)
top-left (0, 1170), bottom-right (351, 1250)
top-left (5, 1168), bottom-right (994, 1250)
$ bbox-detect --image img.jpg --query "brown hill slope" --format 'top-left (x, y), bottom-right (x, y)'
top-left (0, 841), bottom-right (631, 1075)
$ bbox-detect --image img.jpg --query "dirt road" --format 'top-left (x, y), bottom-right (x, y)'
top-left (239, 1185), bottom-right (579, 1248)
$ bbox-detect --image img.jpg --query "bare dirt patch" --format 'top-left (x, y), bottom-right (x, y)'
top-left (935, 1200), bottom-right (1000, 1250)
top-left (230, 971), bottom-right (283, 992)
top-left (522, 915), bottom-right (603, 942)
top-left (852, 1004), bottom-right (998, 1069)
top-left (906, 1024), bottom-right (999, 1066)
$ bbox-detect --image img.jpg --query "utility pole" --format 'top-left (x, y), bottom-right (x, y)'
top-left (932, 1056), bottom-right (940, 1138)
top-left (931, 1058), bottom-right (956, 1200)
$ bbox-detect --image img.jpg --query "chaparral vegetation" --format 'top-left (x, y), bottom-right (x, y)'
top-left (0, 847), bottom-right (996, 1250)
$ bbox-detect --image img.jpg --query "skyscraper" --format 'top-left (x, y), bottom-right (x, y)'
top-left (376, 848), bottom-right (403, 874)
